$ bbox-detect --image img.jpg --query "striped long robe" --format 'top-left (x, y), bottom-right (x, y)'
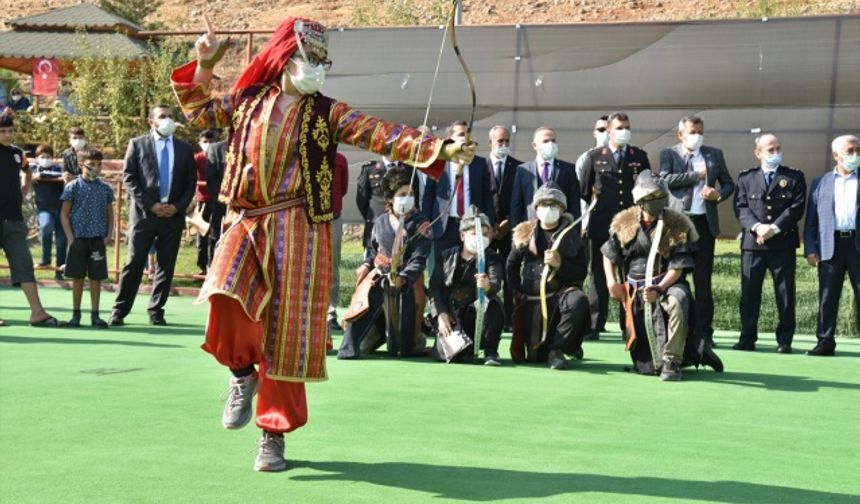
top-left (171, 61), bottom-right (445, 382)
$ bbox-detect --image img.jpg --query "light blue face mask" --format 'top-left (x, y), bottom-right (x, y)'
top-left (842, 154), bottom-right (859, 172)
top-left (763, 152), bottom-right (783, 169)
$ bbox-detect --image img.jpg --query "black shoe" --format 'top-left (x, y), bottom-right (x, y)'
top-left (483, 354), bottom-right (502, 366)
top-left (54, 271), bottom-right (64, 281)
top-left (585, 331), bottom-right (600, 341)
top-left (732, 341), bottom-right (756, 351)
top-left (700, 346), bottom-right (724, 372)
top-left (806, 344), bottom-right (835, 356)
top-left (660, 360), bottom-right (682, 381)
top-left (571, 347), bottom-right (584, 360)
top-left (108, 313), bottom-right (124, 326)
top-left (67, 314), bottom-right (81, 327)
top-left (149, 314), bottom-right (167, 326)
top-left (548, 350), bottom-right (569, 370)
top-left (91, 314), bottom-right (108, 329)
top-left (503, 324), bottom-right (513, 333)
top-left (327, 318), bottom-right (343, 333)
top-left (776, 344), bottom-right (792, 354)
top-left (705, 338), bottom-right (718, 348)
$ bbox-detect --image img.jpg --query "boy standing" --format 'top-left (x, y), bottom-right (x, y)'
top-left (62, 126), bottom-right (87, 182)
top-left (31, 143), bottom-right (67, 279)
top-left (60, 149), bottom-right (115, 328)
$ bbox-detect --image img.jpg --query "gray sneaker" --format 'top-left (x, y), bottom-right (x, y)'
top-left (660, 360), bottom-right (682, 381)
top-left (222, 373), bottom-right (258, 429)
top-left (255, 431), bottom-right (287, 472)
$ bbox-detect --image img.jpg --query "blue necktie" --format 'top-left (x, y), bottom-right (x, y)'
top-left (765, 171), bottom-right (774, 189)
top-left (159, 139), bottom-right (170, 201)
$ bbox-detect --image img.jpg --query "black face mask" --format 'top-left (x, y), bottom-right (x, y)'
top-left (640, 196), bottom-right (668, 217)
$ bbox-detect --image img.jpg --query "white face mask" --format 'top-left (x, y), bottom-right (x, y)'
top-left (199, 142), bottom-right (212, 154)
top-left (494, 145), bottom-right (510, 158)
top-left (613, 128), bottom-right (632, 146)
top-left (841, 154), bottom-right (859, 172)
top-left (156, 117), bottom-right (176, 137)
top-left (762, 152), bottom-right (783, 170)
top-left (70, 138), bottom-right (86, 150)
top-left (595, 131), bottom-right (610, 148)
top-left (37, 156), bottom-right (53, 168)
top-left (684, 133), bottom-right (704, 152)
top-left (536, 206), bottom-right (560, 226)
top-left (393, 195), bottom-right (414, 215)
top-left (463, 231), bottom-right (491, 254)
top-left (289, 58), bottom-right (326, 95)
top-left (538, 141), bottom-right (558, 161)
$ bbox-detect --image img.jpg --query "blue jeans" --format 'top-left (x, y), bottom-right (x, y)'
top-left (37, 209), bottom-right (67, 267)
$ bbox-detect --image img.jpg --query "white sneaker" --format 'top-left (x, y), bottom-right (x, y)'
top-left (221, 373), bottom-right (258, 429)
top-left (255, 431), bottom-right (286, 472)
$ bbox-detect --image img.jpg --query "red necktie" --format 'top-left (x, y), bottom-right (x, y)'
top-left (455, 176), bottom-right (465, 216)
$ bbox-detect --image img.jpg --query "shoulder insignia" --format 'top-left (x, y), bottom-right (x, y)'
top-left (738, 167), bottom-right (758, 175)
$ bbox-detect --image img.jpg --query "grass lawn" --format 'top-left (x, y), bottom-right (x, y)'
top-left (1, 286), bottom-right (858, 503)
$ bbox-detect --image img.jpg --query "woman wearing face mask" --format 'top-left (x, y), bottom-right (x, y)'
top-left (30, 144), bottom-right (67, 279)
top-left (507, 183), bottom-right (590, 370)
top-left (339, 167), bottom-right (431, 360)
top-left (171, 15), bottom-right (474, 471)
top-left (428, 206), bottom-right (504, 365)
top-left (601, 171), bottom-right (723, 381)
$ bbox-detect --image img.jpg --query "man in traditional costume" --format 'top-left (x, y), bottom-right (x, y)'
top-left (429, 206), bottom-right (504, 365)
top-left (338, 167), bottom-right (431, 359)
top-left (171, 16), bottom-right (474, 471)
top-left (601, 171), bottom-right (723, 381)
top-left (507, 183), bottom-right (590, 370)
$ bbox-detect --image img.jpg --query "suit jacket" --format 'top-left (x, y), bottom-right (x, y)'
top-left (510, 158), bottom-right (582, 229)
top-left (422, 156), bottom-right (496, 238)
top-left (734, 165), bottom-right (806, 251)
top-left (206, 140), bottom-right (227, 216)
top-left (487, 155), bottom-right (521, 225)
top-left (804, 171), bottom-right (860, 261)
top-left (123, 133), bottom-right (197, 225)
top-left (659, 144), bottom-right (735, 236)
top-left (579, 146), bottom-right (650, 240)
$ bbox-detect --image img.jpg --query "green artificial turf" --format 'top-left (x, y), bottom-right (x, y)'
top-left (1, 286), bottom-right (858, 503)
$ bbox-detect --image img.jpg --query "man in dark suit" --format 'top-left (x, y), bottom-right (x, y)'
top-left (580, 112), bottom-right (650, 337)
top-left (659, 115), bottom-right (735, 347)
top-left (110, 104), bottom-right (197, 326)
top-left (486, 125), bottom-right (521, 328)
top-left (733, 134), bottom-right (806, 353)
top-left (205, 139), bottom-right (227, 261)
top-left (510, 126), bottom-right (581, 229)
top-left (803, 134), bottom-right (860, 356)
top-left (422, 120), bottom-right (496, 255)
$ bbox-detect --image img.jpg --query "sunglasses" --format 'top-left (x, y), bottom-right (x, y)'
top-left (595, 127), bottom-right (607, 133)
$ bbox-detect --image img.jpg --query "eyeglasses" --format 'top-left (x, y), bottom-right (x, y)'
top-left (306, 55), bottom-right (332, 71)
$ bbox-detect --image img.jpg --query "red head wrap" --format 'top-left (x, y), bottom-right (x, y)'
top-left (231, 17), bottom-right (305, 93)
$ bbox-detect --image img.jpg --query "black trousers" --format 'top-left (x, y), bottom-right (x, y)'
top-left (338, 280), bottom-right (420, 358)
top-left (112, 213), bottom-right (184, 318)
top-left (491, 237), bottom-right (513, 326)
top-left (587, 237), bottom-right (609, 332)
top-left (816, 235), bottom-right (860, 348)
top-left (455, 299), bottom-right (504, 358)
top-left (739, 248), bottom-right (796, 346)
top-left (689, 215), bottom-right (716, 343)
top-left (208, 203), bottom-right (225, 267)
top-left (194, 201), bottom-right (213, 271)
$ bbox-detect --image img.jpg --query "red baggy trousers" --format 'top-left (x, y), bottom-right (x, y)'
top-left (202, 294), bottom-right (308, 434)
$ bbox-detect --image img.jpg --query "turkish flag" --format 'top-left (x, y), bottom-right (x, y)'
top-left (32, 58), bottom-right (59, 96)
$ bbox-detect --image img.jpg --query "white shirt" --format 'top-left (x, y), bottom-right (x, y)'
top-left (152, 131), bottom-right (174, 203)
top-left (834, 169), bottom-right (858, 231)
top-left (447, 162), bottom-right (470, 218)
top-left (685, 149), bottom-right (707, 215)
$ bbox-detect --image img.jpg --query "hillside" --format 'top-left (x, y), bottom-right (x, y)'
top-left (7, 0), bottom-right (860, 32)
